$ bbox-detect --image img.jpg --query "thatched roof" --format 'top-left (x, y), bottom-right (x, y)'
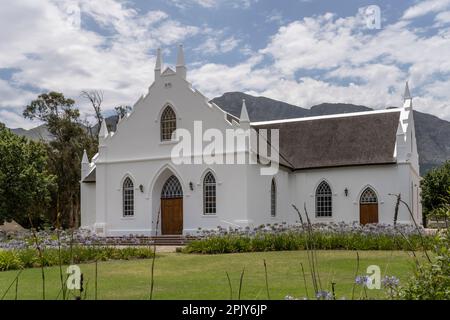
top-left (252, 110), bottom-right (400, 170)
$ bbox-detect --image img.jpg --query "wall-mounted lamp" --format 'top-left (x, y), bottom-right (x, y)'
top-left (344, 188), bottom-right (349, 197)
top-left (189, 182), bottom-right (194, 191)
top-left (139, 184), bottom-right (144, 193)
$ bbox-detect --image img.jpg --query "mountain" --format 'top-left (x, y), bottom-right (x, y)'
top-left (10, 124), bottom-right (52, 141)
top-left (7, 92), bottom-right (449, 176)
top-left (211, 92), bottom-right (450, 175)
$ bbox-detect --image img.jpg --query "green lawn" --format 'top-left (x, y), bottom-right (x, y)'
top-left (0, 250), bottom-right (419, 300)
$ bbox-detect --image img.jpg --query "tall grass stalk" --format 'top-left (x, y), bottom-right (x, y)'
top-left (226, 271), bottom-right (233, 300)
top-left (351, 251), bottom-right (359, 300)
top-left (149, 207), bottom-right (160, 300)
top-left (300, 262), bottom-right (309, 298)
top-left (95, 258), bottom-right (98, 300)
top-left (1, 269), bottom-right (23, 300)
top-left (28, 214), bottom-right (45, 300)
top-left (55, 212), bottom-right (66, 300)
top-left (263, 259), bottom-right (270, 300)
top-left (292, 205), bottom-right (317, 293)
top-left (238, 267), bottom-right (245, 300)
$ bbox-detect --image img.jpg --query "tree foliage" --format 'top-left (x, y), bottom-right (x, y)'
top-left (421, 161), bottom-right (450, 224)
top-left (23, 92), bottom-right (97, 228)
top-left (0, 124), bottom-right (56, 227)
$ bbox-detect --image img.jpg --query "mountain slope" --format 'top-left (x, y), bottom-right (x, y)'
top-left (212, 92), bottom-right (450, 175)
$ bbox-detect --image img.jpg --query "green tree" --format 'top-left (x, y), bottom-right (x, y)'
top-left (23, 92), bottom-right (96, 228)
top-left (114, 105), bottom-right (132, 118)
top-left (0, 124), bottom-right (56, 227)
top-left (421, 161), bottom-right (450, 226)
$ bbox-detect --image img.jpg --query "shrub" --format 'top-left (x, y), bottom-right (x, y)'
top-left (401, 229), bottom-right (450, 299)
top-left (183, 223), bottom-right (435, 254)
top-left (0, 246), bottom-right (153, 271)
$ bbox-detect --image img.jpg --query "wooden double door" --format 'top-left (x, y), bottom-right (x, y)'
top-left (360, 203), bottom-right (378, 225)
top-left (161, 198), bottom-right (183, 235)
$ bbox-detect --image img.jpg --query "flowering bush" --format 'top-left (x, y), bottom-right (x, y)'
top-left (0, 229), bottom-right (154, 271)
top-left (183, 222), bottom-right (434, 254)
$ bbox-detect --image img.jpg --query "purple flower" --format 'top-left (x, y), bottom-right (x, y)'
top-left (382, 276), bottom-right (400, 288)
top-left (355, 275), bottom-right (370, 286)
top-left (316, 290), bottom-right (333, 300)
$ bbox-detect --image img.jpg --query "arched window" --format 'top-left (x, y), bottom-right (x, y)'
top-left (161, 175), bottom-right (183, 199)
top-left (360, 187), bottom-right (378, 204)
top-left (203, 172), bottom-right (216, 215)
top-left (160, 106), bottom-right (176, 141)
top-left (316, 181), bottom-right (332, 217)
top-left (123, 177), bottom-right (134, 217)
top-left (271, 179), bottom-right (276, 217)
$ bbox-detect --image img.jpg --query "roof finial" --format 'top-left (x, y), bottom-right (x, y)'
top-left (403, 81), bottom-right (411, 100)
top-left (240, 99), bottom-right (250, 123)
top-left (403, 81), bottom-right (413, 110)
top-left (82, 149), bottom-right (89, 164)
top-left (155, 48), bottom-right (162, 71)
top-left (99, 119), bottom-right (109, 139)
top-left (154, 48), bottom-right (163, 81)
top-left (176, 44), bottom-right (187, 79)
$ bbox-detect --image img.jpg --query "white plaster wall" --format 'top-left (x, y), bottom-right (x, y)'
top-left (290, 164), bottom-right (417, 224)
top-left (80, 182), bottom-right (96, 228)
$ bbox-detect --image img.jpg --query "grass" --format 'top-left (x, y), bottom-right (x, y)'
top-left (0, 250), bottom-right (420, 300)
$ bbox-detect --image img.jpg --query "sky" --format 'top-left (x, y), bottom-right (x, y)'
top-left (0, 0), bottom-right (450, 129)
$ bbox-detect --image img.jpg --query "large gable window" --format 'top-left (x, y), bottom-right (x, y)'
top-left (316, 181), bottom-right (332, 217)
top-left (203, 172), bottom-right (216, 215)
top-left (123, 177), bottom-right (134, 217)
top-left (160, 106), bottom-right (176, 141)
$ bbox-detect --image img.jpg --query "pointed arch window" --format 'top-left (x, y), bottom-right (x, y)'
top-left (203, 172), bottom-right (216, 215)
top-left (123, 177), bottom-right (134, 217)
top-left (360, 187), bottom-right (378, 204)
top-left (161, 175), bottom-right (183, 199)
top-left (271, 179), bottom-right (276, 217)
top-left (316, 181), bottom-right (332, 217)
top-left (160, 106), bottom-right (176, 141)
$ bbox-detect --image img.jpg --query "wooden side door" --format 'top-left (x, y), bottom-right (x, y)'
top-left (161, 198), bottom-right (183, 235)
top-left (360, 203), bottom-right (379, 225)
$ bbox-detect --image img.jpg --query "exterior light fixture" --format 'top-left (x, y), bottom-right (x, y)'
top-left (344, 188), bottom-right (349, 197)
top-left (139, 184), bottom-right (144, 193)
top-left (189, 182), bottom-right (194, 191)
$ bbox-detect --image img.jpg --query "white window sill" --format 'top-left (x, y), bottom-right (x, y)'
top-left (202, 214), bottom-right (218, 218)
top-left (159, 140), bottom-right (179, 145)
top-left (121, 216), bottom-right (136, 221)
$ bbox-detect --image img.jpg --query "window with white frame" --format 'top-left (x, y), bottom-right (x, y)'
top-left (203, 172), bottom-right (216, 215)
top-left (160, 106), bottom-right (176, 141)
top-left (271, 178), bottom-right (276, 217)
top-left (316, 181), bottom-right (332, 217)
top-left (123, 177), bottom-right (134, 217)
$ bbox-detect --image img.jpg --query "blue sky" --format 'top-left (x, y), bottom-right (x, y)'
top-left (1, 0), bottom-right (450, 129)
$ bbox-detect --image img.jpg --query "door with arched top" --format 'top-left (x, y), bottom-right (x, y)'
top-left (160, 175), bottom-right (183, 235)
top-left (359, 187), bottom-right (378, 225)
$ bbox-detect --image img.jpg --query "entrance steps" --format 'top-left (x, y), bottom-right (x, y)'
top-left (102, 235), bottom-right (199, 246)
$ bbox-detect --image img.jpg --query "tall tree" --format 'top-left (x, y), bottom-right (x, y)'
top-left (421, 160), bottom-right (450, 226)
top-left (81, 90), bottom-right (104, 127)
top-left (0, 124), bottom-right (56, 227)
top-left (23, 92), bottom-right (96, 228)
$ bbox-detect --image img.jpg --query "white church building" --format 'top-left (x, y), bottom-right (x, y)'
top-left (80, 45), bottom-right (422, 236)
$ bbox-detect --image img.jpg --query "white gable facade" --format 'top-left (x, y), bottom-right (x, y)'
top-left (80, 46), bottom-right (422, 236)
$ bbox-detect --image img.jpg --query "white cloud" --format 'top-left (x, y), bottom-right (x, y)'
top-left (191, 10), bottom-right (450, 121)
top-left (402, 0), bottom-right (450, 20)
top-left (169, 0), bottom-right (257, 9)
top-left (0, 0), bottom-right (200, 127)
